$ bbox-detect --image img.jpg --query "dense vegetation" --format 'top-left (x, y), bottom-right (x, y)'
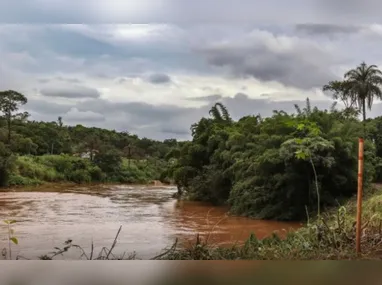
top-left (0, 90), bottom-right (180, 186)
top-left (162, 62), bottom-right (382, 221)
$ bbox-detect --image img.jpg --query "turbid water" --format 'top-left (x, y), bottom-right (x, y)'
top-left (0, 184), bottom-right (300, 259)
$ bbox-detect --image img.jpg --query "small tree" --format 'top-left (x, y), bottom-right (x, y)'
top-left (94, 148), bottom-right (122, 174)
top-left (0, 142), bottom-right (15, 186)
top-left (57, 116), bottom-right (63, 128)
top-left (0, 90), bottom-right (28, 144)
top-left (281, 121), bottom-right (335, 217)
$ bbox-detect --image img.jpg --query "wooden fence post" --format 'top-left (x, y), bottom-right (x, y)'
top-left (356, 137), bottom-right (364, 254)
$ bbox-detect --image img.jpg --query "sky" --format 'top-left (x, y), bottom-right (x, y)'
top-left (1, 0), bottom-right (382, 140)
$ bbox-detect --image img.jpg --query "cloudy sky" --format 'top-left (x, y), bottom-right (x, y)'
top-left (1, 0), bottom-right (382, 140)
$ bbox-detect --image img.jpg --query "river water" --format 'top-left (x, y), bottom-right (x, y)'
top-left (0, 184), bottom-right (300, 259)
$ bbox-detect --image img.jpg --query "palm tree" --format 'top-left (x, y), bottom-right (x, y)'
top-left (209, 102), bottom-right (232, 123)
top-left (344, 62), bottom-right (382, 132)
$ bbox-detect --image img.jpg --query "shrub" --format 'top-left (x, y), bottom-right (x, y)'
top-left (68, 169), bottom-right (91, 184)
top-left (89, 165), bottom-right (105, 182)
top-left (8, 174), bottom-right (41, 186)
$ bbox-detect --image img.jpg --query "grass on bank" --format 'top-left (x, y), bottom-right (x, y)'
top-left (7, 155), bottom-right (166, 187)
top-left (154, 185), bottom-right (382, 260)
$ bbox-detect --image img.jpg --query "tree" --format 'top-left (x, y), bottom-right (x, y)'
top-left (57, 116), bottom-right (63, 128)
top-left (344, 62), bottom-right (382, 134)
top-left (0, 90), bottom-right (28, 144)
top-left (323, 80), bottom-right (356, 109)
top-left (0, 142), bottom-right (15, 186)
top-left (94, 147), bottom-right (122, 174)
top-left (209, 102), bottom-right (232, 123)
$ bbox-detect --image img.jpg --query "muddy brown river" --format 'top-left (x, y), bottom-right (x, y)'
top-left (0, 184), bottom-right (300, 259)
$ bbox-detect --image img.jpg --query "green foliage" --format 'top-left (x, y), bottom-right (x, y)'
top-left (324, 62), bottom-right (382, 135)
top-left (0, 141), bottom-right (15, 186)
top-left (0, 90), bottom-right (28, 144)
top-left (8, 174), bottom-right (42, 186)
top-left (94, 148), bottom-right (123, 174)
top-left (0, 91), bottom-right (177, 186)
top-left (3, 219), bottom-right (18, 260)
top-left (8, 154), bottom-right (167, 186)
top-left (169, 100), bottom-right (380, 221)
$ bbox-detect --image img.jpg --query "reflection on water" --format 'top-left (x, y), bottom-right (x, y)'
top-left (0, 184), bottom-right (300, 259)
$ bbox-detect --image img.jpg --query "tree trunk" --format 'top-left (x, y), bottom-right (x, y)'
top-left (362, 98), bottom-right (366, 138)
top-left (310, 156), bottom-right (320, 217)
top-left (128, 146), bottom-right (131, 168)
top-left (7, 112), bottom-right (11, 145)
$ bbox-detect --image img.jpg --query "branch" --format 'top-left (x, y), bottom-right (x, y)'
top-left (106, 225), bottom-right (122, 259)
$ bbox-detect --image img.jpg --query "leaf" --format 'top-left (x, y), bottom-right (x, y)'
top-left (295, 150), bottom-right (307, 160)
top-left (297, 124), bottom-right (305, 131)
top-left (9, 220), bottom-right (16, 224)
top-left (10, 237), bottom-right (18, 245)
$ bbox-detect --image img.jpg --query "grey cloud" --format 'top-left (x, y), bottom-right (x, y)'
top-left (218, 93), bottom-right (334, 120)
top-left (38, 78), bottom-right (50, 84)
top-left (76, 99), bottom-right (190, 126)
top-left (65, 108), bottom-right (105, 122)
top-left (116, 78), bottom-right (127, 84)
top-left (40, 85), bottom-right (100, 99)
top-left (115, 75), bottom-right (139, 84)
top-left (56, 76), bottom-right (82, 83)
top-left (160, 127), bottom-right (190, 136)
top-left (23, 93), bottom-right (348, 140)
top-left (38, 76), bottom-right (82, 84)
top-left (147, 73), bottom-right (172, 84)
top-left (26, 98), bottom-right (74, 115)
top-left (186, 94), bottom-right (223, 102)
top-left (72, 95), bottom-right (336, 140)
top-left (3, 0), bottom-right (377, 25)
top-left (73, 99), bottom-right (197, 140)
top-left (295, 23), bottom-right (361, 36)
top-left (315, 0), bottom-right (382, 22)
top-left (196, 31), bottom-right (340, 89)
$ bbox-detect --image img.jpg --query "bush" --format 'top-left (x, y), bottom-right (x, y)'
top-left (0, 142), bottom-right (15, 187)
top-left (68, 169), bottom-right (91, 184)
top-left (89, 165), bottom-right (105, 182)
top-left (8, 174), bottom-right (41, 186)
top-left (9, 154), bottom-right (167, 186)
top-left (94, 149), bottom-right (122, 174)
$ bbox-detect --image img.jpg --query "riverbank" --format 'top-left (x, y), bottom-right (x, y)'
top-left (6, 154), bottom-right (167, 187)
top-left (1, 180), bottom-right (170, 192)
top-left (156, 185), bottom-right (382, 260)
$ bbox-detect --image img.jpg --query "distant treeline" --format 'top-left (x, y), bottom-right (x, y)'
top-left (0, 90), bottom-right (183, 186)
